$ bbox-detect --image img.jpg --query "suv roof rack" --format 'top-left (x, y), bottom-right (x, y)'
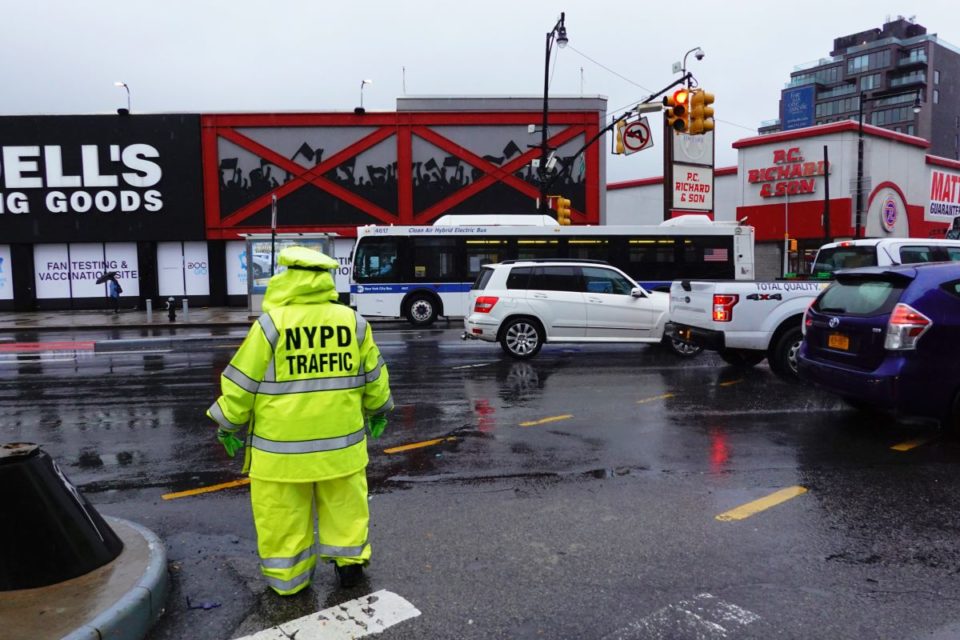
top-left (498, 258), bottom-right (609, 265)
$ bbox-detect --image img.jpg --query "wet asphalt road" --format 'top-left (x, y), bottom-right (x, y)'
top-left (4, 324), bottom-right (960, 639)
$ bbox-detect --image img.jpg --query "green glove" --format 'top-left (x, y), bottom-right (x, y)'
top-left (368, 415), bottom-right (387, 439)
top-left (217, 428), bottom-right (244, 458)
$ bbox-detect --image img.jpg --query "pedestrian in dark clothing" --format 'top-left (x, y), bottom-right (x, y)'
top-left (108, 276), bottom-right (122, 313)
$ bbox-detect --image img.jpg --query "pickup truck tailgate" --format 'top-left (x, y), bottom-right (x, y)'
top-left (669, 281), bottom-right (715, 326)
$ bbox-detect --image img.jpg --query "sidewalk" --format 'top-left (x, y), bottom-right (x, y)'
top-left (0, 307), bottom-right (256, 334)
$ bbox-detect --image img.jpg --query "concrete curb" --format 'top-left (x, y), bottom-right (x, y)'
top-left (63, 517), bottom-right (169, 640)
top-left (94, 334), bottom-right (245, 352)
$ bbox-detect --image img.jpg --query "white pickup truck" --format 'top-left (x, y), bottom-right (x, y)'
top-left (666, 237), bottom-right (960, 379)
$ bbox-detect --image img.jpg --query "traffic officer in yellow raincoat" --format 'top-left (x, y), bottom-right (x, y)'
top-left (207, 246), bottom-right (393, 594)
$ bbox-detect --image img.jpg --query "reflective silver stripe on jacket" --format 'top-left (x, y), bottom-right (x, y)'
top-left (208, 401), bottom-right (246, 432)
top-left (251, 428), bottom-right (366, 454)
top-left (260, 546), bottom-right (315, 570)
top-left (355, 312), bottom-right (367, 345)
top-left (318, 541), bottom-right (368, 557)
top-left (365, 356), bottom-right (386, 383)
top-left (256, 374), bottom-right (367, 395)
top-left (223, 364), bottom-right (260, 394)
top-left (368, 395), bottom-right (395, 416)
top-left (264, 569), bottom-right (312, 593)
top-left (258, 312), bottom-right (280, 350)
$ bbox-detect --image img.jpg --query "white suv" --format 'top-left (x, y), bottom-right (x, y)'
top-left (462, 259), bottom-right (701, 359)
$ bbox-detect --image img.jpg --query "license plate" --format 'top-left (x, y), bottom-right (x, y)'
top-left (828, 333), bottom-right (849, 351)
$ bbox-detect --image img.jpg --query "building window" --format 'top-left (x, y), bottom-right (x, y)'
top-left (860, 73), bottom-right (881, 91)
top-left (908, 124), bottom-right (915, 136)
top-left (934, 89), bottom-right (940, 104)
top-left (935, 70), bottom-right (940, 85)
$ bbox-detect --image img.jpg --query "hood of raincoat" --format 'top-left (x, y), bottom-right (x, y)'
top-left (262, 246), bottom-right (340, 311)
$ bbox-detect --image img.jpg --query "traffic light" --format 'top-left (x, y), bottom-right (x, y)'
top-left (689, 89), bottom-right (715, 135)
top-left (663, 88), bottom-right (690, 133)
top-left (556, 197), bottom-right (572, 225)
top-left (614, 120), bottom-right (625, 155)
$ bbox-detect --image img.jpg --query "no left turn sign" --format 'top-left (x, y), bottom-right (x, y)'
top-left (623, 118), bottom-right (653, 154)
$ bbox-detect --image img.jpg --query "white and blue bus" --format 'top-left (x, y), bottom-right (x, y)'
top-left (350, 215), bottom-right (755, 326)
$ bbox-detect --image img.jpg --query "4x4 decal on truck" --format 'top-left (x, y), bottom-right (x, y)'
top-left (746, 293), bottom-right (783, 301)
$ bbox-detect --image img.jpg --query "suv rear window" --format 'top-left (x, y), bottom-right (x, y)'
top-left (812, 246), bottom-right (878, 274)
top-left (472, 268), bottom-right (494, 290)
top-left (506, 266), bottom-right (533, 289)
top-left (814, 279), bottom-right (904, 316)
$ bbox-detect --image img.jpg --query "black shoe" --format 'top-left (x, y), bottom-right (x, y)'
top-left (334, 563), bottom-right (364, 588)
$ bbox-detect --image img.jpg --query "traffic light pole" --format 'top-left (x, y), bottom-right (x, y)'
top-left (543, 72), bottom-right (693, 196)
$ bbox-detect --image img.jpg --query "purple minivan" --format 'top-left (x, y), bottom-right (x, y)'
top-left (798, 262), bottom-right (960, 430)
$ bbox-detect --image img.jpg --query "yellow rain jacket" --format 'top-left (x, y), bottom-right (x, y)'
top-left (207, 246), bottom-right (393, 482)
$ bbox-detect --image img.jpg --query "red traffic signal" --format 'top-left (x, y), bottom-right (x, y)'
top-left (663, 89), bottom-right (690, 132)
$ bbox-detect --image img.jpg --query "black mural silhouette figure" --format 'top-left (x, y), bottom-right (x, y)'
top-left (218, 136), bottom-right (585, 219)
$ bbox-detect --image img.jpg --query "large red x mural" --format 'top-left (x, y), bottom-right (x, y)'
top-left (202, 112), bottom-right (602, 240)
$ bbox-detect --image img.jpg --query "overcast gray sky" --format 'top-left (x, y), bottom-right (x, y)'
top-left (2, 0), bottom-right (956, 182)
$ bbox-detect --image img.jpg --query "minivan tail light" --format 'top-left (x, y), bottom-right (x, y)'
top-left (802, 298), bottom-right (816, 336)
top-left (712, 294), bottom-right (738, 322)
top-left (474, 296), bottom-right (499, 313)
top-left (884, 303), bottom-right (931, 350)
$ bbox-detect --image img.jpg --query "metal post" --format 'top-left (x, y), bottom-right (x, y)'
top-left (783, 190), bottom-right (790, 277)
top-left (855, 91), bottom-right (865, 239)
top-left (539, 12), bottom-right (566, 215)
top-left (822, 144), bottom-right (831, 244)
top-left (182, 298), bottom-right (189, 322)
top-left (145, 298), bottom-right (153, 322)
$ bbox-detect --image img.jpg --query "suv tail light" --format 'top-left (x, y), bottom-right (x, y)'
top-left (884, 303), bottom-right (931, 350)
top-left (712, 294), bottom-right (738, 322)
top-left (474, 296), bottom-right (499, 313)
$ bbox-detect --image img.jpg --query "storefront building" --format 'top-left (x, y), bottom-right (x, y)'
top-left (609, 120), bottom-right (960, 279)
top-left (0, 97), bottom-right (606, 311)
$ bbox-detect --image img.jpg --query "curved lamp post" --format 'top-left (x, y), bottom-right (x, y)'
top-left (538, 12), bottom-right (568, 214)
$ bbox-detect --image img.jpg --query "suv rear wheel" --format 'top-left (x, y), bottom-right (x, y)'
top-left (663, 337), bottom-right (702, 358)
top-left (500, 317), bottom-right (544, 359)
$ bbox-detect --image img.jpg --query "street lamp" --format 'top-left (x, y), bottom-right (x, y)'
top-left (356, 79), bottom-right (373, 115)
top-left (538, 12), bottom-right (568, 215)
top-left (114, 81), bottom-right (130, 114)
top-left (855, 88), bottom-right (922, 237)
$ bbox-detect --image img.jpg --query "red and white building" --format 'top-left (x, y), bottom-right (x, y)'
top-left (608, 121), bottom-right (960, 278)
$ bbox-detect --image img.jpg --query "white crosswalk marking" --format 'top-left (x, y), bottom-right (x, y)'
top-left (233, 590), bottom-right (420, 640)
top-left (603, 593), bottom-right (761, 640)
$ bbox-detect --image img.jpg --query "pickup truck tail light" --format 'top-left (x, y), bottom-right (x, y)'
top-left (712, 294), bottom-right (739, 322)
top-left (884, 303), bottom-right (930, 350)
top-left (474, 296), bottom-right (499, 313)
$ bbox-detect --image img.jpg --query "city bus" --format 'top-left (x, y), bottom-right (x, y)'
top-left (350, 215), bottom-right (755, 326)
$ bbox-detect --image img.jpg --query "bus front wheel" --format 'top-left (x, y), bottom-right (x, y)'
top-left (406, 294), bottom-right (438, 327)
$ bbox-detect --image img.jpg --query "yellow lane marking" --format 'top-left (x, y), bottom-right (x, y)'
top-left (718, 379), bottom-right (743, 387)
top-left (162, 478), bottom-right (251, 501)
top-left (715, 486), bottom-right (808, 522)
top-left (891, 438), bottom-right (931, 452)
top-left (636, 393), bottom-right (675, 404)
top-left (519, 414), bottom-right (574, 427)
top-left (384, 437), bottom-right (457, 454)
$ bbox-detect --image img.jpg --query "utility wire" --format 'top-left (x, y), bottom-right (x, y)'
top-left (567, 45), bottom-right (656, 94)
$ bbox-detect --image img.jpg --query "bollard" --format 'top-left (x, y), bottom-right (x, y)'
top-left (182, 298), bottom-right (189, 322)
top-left (146, 297), bottom-right (153, 322)
top-left (0, 443), bottom-right (123, 590)
top-left (167, 296), bottom-right (176, 322)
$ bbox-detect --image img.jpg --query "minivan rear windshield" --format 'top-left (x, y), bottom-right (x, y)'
top-left (814, 279), bottom-right (904, 316)
top-left (811, 246), bottom-right (878, 275)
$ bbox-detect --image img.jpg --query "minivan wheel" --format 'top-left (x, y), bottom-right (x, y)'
top-left (664, 337), bottom-right (702, 358)
top-left (500, 318), bottom-right (543, 359)
top-left (719, 349), bottom-right (765, 368)
top-left (769, 326), bottom-right (803, 380)
top-left (406, 294), bottom-right (438, 327)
